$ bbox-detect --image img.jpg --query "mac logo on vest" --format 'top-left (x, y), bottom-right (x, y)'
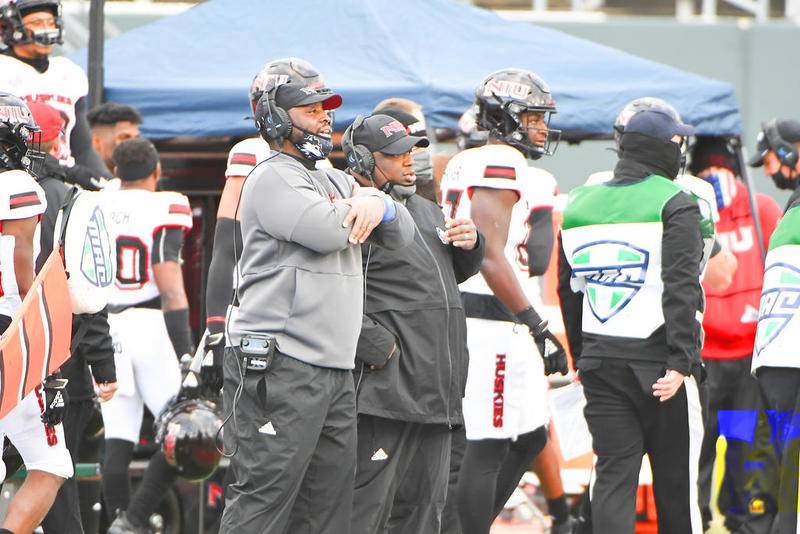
top-left (755, 263), bottom-right (800, 355)
top-left (572, 241), bottom-right (649, 323)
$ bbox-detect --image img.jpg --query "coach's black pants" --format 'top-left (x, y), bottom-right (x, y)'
top-left (699, 357), bottom-right (777, 533)
top-left (351, 414), bottom-right (451, 534)
top-left (41, 399), bottom-right (100, 534)
top-left (219, 349), bottom-right (356, 534)
top-left (440, 425), bottom-right (467, 534)
top-left (580, 359), bottom-right (704, 534)
top-left (757, 367), bottom-right (800, 534)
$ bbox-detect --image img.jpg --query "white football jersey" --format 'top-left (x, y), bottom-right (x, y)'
top-left (224, 136), bottom-right (332, 178)
top-left (0, 170), bottom-right (46, 318)
top-left (101, 190), bottom-right (192, 307)
top-left (440, 144), bottom-right (557, 302)
top-left (0, 55), bottom-right (88, 166)
top-left (225, 137), bottom-right (271, 178)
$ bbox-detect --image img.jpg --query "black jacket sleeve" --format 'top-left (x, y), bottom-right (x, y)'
top-left (76, 307), bottom-right (116, 383)
top-left (70, 97), bottom-right (111, 178)
top-left (661, 193), bottom-right (703, 375)
top-left (557, 233), bottom-right (584, 364)
top-left (451, 232), bottom-right (485, 284)
top-left (526, 207), bottom-right (555, 276)
top-left (205, 217), bottom-right (240, 336)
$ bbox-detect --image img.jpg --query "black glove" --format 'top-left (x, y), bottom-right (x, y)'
top-left (200, 332), bottom-right (225, 395)
top-left (515, 306), bottom-right (569, 376)
top-left (41, 376), bottom-right (69, 427)
top-left (533, 327), bottom-right (569, 376)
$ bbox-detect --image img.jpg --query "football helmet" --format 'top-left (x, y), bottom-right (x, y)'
top-left (248, 57), bottom-right (327, 112)
top-left (474, 68), bottom-right (559, 159)
top-left (155, 397), bottom-right (223, 481)
top-left (0, 0), bottom-right (63, 47)
top-left (0, 93), bottom-right (44, 175)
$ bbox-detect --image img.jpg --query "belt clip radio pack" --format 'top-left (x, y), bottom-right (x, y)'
top-left (240, 333), bottom-right (277, 372)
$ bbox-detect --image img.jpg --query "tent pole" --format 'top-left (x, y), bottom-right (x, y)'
top-left (87, 0), bottom-right (105, 108)
top-left (732, 137), bottom-right (767, 262)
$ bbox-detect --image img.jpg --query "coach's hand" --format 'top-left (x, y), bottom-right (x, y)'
top-left (97, 381), bottom-right (118, 402)
top-left (41, 376), bottom-right (69, 427)
top-left (341, 195), bottom-right (385, 245)
top-left (445, 218), bottom-right (478, 250)
top-left (533, 327), bottom-right (569, 376)
top-left (652, 369), bottom-right (686, 402)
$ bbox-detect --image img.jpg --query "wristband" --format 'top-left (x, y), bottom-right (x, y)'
top-left (380, 195), bottom-right (396, 223)
top-left (514, 306), bottom-right (547, 336)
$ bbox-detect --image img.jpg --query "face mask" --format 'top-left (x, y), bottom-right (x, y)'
top-left (700, 168), bottom-right (737, 210)
top-left (412, 150), bottom-right (433, 183)
top-left (293, 128), bottom-right (333, 161)
top-left (391, 184), bottom-right (416, 200)
top-left (770, 169), bottom-right (798, 190)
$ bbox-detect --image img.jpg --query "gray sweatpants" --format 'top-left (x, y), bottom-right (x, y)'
top-left (352, 414), bottom-right (451, 534)
top-left (219, 348), bottom-right (357, 534)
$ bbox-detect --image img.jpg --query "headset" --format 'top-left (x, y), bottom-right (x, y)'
top-left (763, 119), bottom-right (799, 169)
top-left (342, 115), bottom-right (375, 178)
top-left (254, 83), bottom-right (293, 143)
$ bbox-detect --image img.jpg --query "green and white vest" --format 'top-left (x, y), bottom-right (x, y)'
top-left (752, 205), bottom-right (800, 371)
top-left (562, 175), bottom-right (712, 339)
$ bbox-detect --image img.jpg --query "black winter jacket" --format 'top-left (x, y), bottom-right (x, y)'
top-left (355, 194), bottom-right (484, 425)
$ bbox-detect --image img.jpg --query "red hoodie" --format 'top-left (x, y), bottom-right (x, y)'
top-left (702, 180), bottom-right (782, 359)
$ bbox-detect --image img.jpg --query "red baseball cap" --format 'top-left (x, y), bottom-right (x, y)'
top-left (27, 102), bottom-right (64, 142)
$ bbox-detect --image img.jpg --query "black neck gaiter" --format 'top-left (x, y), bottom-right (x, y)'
top-left (614, 132), bottom-right (682, 182)
top-left (3, 47), bottom-right (49, 73)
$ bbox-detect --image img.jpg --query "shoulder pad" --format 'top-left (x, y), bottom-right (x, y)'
top-left (156, 191), bottom-right (193, 231)
top-left (677, 174), bottom-right (719, 223)
top-left (521, 167), bottom-right (558, 208)
top-left (49, 57), bottom-right (89, 95)
top-left (0, 170), bottom-right (47, 220)
top-left (443, 145), bottom-right (527, 195)
top-left (225, 137), bottom-right (271, 179)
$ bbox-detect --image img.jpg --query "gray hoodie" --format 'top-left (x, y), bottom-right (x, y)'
top-left (229, 153), bottom-right (414, 369)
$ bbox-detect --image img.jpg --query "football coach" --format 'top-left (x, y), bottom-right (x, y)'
top-left (218, 80), bottom-right (415, 534)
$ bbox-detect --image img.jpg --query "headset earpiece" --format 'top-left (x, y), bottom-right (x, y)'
top-left (255, 84), bottom-right (293, 143)
top-left (342, 115), bottom-right (375, 178)
top-left (764, 119), bottom-right (799, 169)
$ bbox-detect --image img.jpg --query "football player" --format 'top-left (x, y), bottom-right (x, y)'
top-left (98, 138), bottom-right (193, 532)
top-left (0, 0), bottom-right (109, 181)
top-left (201, 57), bottom-right (328, 393)
top-left (0, 93), bottom-right (73, 534)
top-left (440, 69), bottom-right (574, 534)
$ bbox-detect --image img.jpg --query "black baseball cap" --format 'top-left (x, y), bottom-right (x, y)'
top-left (352, 114), bottom-right (429, 155)
top-left (375, 107), bottom-right (428, 138)
top-left (624, 109), bottom-right (695, 140)
top-left (749, 119), bottom-right (800, 167)
top-left (275, 82), bottom-right (342, 111)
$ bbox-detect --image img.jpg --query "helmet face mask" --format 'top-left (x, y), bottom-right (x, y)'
top-left (475, 68), bottom-right (560, 159)
top-left (0, 1), bottom-right (64, 48)
top-left (0, 93), bottom-right (45, 176)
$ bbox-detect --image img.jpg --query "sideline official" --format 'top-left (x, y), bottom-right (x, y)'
top-left (220, 83), bottom-right (414, 533)
top-left (559, 109), bottom-right (706, 533)
top-left (344, 113), bottom-right (484, 533)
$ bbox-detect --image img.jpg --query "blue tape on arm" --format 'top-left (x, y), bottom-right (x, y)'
top-left (381, 196), bottom-right (396, 224)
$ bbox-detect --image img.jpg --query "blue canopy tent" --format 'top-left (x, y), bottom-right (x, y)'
top-left (73, 0), bottom-right (741, 140)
